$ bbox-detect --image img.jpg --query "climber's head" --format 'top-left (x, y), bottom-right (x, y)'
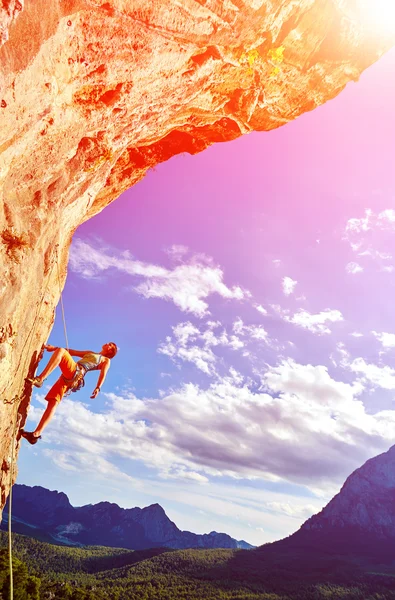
top-left (101, 342), bottom-right (118, 358)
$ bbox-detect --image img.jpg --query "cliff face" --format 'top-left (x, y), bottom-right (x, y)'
top-left (0, 0), bottom-right (394, 518)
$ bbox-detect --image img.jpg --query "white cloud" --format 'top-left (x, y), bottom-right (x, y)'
top-left (358, 249), bottom-right (392, 261)
top-left (373, 331), bottom-right (395, 349)
top-left (255, 305), bottom-right (268, 315)
top-left (348, 357), bottom-right (395, 390)
top-left (346, 262), bottom-right (363, 274)
top-left (344, 209), bottom-right (373, 235)
top-left (69, 239), bottom-right (247, 317)
top-left (157, 321), bottom-right (244, 375)
top-left (330, 342), bottom-right (351, 369)
top-left (282, 276), bottom-right (297, 296)
top-left (32, 360), bottom-right (395, 493)
top-left (378, 209), bottom-right (395, 225)
top-left (284, 308), bottom-right (343, 335)
top-left (159, 338), bottom-right (217, 375)
top-left (232, 318), bottom-right (270, 344)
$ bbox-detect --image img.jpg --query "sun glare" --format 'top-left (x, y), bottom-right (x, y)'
top-left (356, 0), bottom-right (395, 35)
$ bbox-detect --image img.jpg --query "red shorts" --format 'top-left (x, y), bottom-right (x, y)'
top-left (45, 350), bottom-right (77, 403)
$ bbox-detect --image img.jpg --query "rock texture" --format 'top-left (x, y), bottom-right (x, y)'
top-left (275, 445), bottom-right (395, 559)
top-left (0, 0), bottom-right (395, 519)
top-left (302, 445), bottom-right (395, 538)
top-left (2, 484), bottom-right (253, 550)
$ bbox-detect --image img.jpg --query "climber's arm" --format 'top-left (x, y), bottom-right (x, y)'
top-left (67, 348), bottom-right (94, 357)
top-left (90, 360), bottom-right (110, 399)
top-left (45, 346), bottom-right (93, 357)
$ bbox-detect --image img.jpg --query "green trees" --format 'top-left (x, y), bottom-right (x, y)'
top-left (0, 549), bottom-right (41, 600)
top-left (2, 532), bottom-right (395, 600)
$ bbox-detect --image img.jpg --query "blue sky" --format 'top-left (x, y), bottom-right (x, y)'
top-left (18, 47), bottom-right (395, 547)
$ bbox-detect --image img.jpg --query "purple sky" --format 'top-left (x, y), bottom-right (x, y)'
top-left (19, 47), bottom-right (395, 547)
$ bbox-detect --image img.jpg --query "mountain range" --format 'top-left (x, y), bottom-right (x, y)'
top-left (2, 484), bottom-right (253, 551)
top-left (3, 446), bottom-right (395, 599)
top-left (4, 444), bottom-right (395, 562)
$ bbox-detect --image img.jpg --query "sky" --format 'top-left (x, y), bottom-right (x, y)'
top-left (18, 46), bottom-right (395, 548)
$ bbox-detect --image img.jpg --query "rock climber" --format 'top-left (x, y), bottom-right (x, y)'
top-left (20, 342), bottom-right (118, 445)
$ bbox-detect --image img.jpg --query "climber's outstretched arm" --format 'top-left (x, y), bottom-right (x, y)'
top-left (67, 348), bottom-right (95, 357)
top-left (91, 360), bottom-right (110, 399)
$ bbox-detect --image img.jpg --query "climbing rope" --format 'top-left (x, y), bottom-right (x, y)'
top-left (3, 242), bottom-right (66, 600)
top-left (7, 409), bottom-right (20, 600)
top-left (55, 246), bottom-right (70, 351)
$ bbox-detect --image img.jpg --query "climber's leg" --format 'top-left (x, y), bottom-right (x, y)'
top-left (22, 351), bottom-right (77, 442)
top-left (29, 348), bottom-right (76, 387)
top-left (37, 347), bottom-right (68, 381)
top-left (21, 397), bottom-right (59, 444)
top-left (21, 379), bottom-right (69, 443)
top-left (33, 398), bottom-right (59, 437)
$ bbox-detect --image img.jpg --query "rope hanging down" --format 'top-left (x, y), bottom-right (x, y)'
top-left (55, 246), bottom-right (70, 352)
top-left (4, 243), bottom-right (68, 600)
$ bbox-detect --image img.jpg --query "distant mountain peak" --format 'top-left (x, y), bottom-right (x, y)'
top-left (3, 484), bottom-right (255, 551)
top-left (278, 444), bottom-right (395, 559)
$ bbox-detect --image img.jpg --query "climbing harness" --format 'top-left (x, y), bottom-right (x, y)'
top-left (63, 353), bottom-right (103, 396)
top-left (62, 366), bottom-right (85, 396)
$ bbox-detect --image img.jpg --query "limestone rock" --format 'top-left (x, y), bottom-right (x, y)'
top-left (0, 0), bottom-right (394, 519)
top-left (0, 0), bottom-right (23, 47)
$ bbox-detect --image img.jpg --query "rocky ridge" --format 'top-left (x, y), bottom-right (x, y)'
top-left (1, 0), bottom-right (395, 518)
top-left (274, 445), bottom-right (395, 558)
top-left (3, 484), bottom-right (253, 550)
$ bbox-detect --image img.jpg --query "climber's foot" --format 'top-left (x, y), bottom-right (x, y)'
top-left (20, 430), bottom-right (41, 445)
top-left (26, 376), bottom-right (43, 388)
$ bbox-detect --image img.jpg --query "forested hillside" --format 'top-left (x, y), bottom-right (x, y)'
top-left (1, 531), bottom-right (395, 599)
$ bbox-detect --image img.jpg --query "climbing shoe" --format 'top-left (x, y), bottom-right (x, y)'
top-left (20, 430), bottom-right (41, 445)
top-left (26, 376), bottom-right (43, 388)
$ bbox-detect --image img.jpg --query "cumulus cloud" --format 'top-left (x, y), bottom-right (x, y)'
top-left (69, 239), bottom-right (247, 317)
top-left (282, 276), bottom-right (297, 296)
top-left (268, 305), bottom-right (343, 336)
top-left (159, 338), bottom-right (217, 375)
top-left (348, 357), bottom-right (395, 390)
top-left (373, 331), bottom-right (395, 349)
top-left (158, 321), bottom-right (245, 375)
top-left (285, 308), bottom-right (343, 335)
top-left (378, 209), bottom-right (395, 225)
top-left (30, 360), bottom-right (395, 491)
top-left (158, 317), bottom-right (276, 377)
top-left (232, 318), bottom-right (270, 343)
top-left (344, 209), bottom-right (373, 236)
